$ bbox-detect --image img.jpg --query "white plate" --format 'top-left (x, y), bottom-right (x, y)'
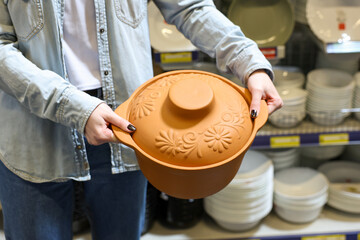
top-left (306, 0), bottom-right (360, 43)
top-left (227, 0), bottom-right (295, 47)
top-left (148, 1), bottom-right (197, 52)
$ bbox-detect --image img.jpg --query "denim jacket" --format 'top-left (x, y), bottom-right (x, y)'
top-left (0, 0), bottom-right (272, 182)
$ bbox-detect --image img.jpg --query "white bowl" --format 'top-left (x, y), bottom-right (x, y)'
top-left (307, 69), bottom-right (354, 91)
top-left (274, 191), bottom-right (328, 209)
top-left (274, 204), bottom-right (323, 223)
top-left (274, 167), bottom-right (329, 200)
top-left (214, 218), bottom-right (260, 232)
top-left (300, 145), bottom-right (345, 160)
top-left (273, 66), bottom-right (305, 89)
top-left (318, 161), bottom-right (360, 182)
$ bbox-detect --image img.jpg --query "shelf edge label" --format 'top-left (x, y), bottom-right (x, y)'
top-left (270, 135), bottom-right (300, 148)
top-left (319, 133), bottom-right (349, 145)
top-left (160, 52), bottom-right (193, 63)
top-left (302, 234), bottom-right (345, 240)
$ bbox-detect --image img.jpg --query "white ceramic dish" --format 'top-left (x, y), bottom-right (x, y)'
top-left (274, 204), bottom-right (323, 223)
top-left (148, 1), bottom-right (197, 52)
top-left (274, 167), bottom-right (329, 199)
top-left (227, 0), bottom-right (295, 47)
top-left (306, 0), bottom-right (360, 43)
top-left (273, 66), bottom-right (305, 89)
top-left (318, 161), bottom-right (360, 182)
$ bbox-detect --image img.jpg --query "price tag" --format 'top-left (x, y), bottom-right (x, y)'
top-left (302, 234), bottom-right (345, 240)
top-left (270, 136), bottom-right (300, 148)
top-left (319, 133), bottom-right (349, 145)
top-left (260, 47), bottom-right (277, 59)
top-left (160, 52), bottom-right (193, 63)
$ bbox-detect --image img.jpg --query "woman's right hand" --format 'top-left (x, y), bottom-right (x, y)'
top-left (84, 103), bottom-right (136, 145)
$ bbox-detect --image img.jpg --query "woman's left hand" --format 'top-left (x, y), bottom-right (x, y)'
top-left (246, 69), bottom-right (283, 118)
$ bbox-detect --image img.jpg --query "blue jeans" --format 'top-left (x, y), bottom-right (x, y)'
top-left (0, 142), bottom-right (147, 240)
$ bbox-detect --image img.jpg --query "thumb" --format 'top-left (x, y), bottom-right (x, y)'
top-left (249, 89), bottom-right (262, 119)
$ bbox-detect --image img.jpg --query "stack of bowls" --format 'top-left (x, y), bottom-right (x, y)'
top-left (352, 72), bottom-right (360, 120)
top-left (318, 161), bottom-right (360, 214)
top-left (273, 66), bottom-right (305, 89)
top-left (269, 87), bottom-right (307, 128)
top-left (204, 150), bottom-right (273, 232)
top-left (274, 167), bottom-right (329, 223)
top-left (300, 145), bottom-right (345, 168)
top-left (260, 148), bottom-right (300, 171)
top-left (306, 69), bottom-right (354, 126)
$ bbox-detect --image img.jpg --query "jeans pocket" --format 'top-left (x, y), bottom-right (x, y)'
top-left (7, 0), bottom-right (44, 41)
top-left (113, 0), bottom-right (147, 28)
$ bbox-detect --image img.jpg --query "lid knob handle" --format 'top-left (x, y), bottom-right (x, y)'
top-left (168, 78), bottom-right (214, 111)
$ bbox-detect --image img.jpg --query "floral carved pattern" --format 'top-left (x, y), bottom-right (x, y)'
top-left (130, 76), bottom-right (181, 120)
top-left (204, 127), bottom-right (232, 153)
top-left (155, 103), bottom-right (248, 158)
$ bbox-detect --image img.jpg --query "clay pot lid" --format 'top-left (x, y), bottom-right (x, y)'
top-left (127, 70), bottom-right (253, 167)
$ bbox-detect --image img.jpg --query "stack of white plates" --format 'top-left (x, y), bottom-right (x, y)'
top-left (269, 87), bottom-right (307, 128)
top-left (306, 69), bottom-right (355, 126)
top-left (300, 145), bottom-right (345, 168)
top-left (274, 167), bottom-right (329, 223)
top-left (204, 151), bottom-right (273, 232)
top-left (352, 72), bottom-right (360, 120)
top-left (260, 148), bottom-right (300, 171)
top-left (318, 161), bottom-right (360, 214)
top-left (273, 66), bottom-right (306, 89)
top-left (148, 1), bottom-right (196, 52)
top-left (306, 0), bottom-right (360, 43)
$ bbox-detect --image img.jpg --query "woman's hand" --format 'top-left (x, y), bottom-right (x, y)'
top-left (247, 69), bottom-right (283, 118)
top-left (84, 103), bottom-right (136, 145)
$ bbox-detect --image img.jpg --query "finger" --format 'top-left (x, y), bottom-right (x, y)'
top-left (105, 111), bottom-right (136, 133)
top-left (267, 98), bottom-right (283, 115)
top-left (249, 89), bottom-right (262, 118)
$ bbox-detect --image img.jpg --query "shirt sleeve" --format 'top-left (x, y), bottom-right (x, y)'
top-left (0, 1), bottom-right (103, 133)
top-left (153, 0), bottom-right (274, 84)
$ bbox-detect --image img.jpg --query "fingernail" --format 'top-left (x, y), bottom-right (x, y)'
top-left (127, 124), bottom-right (136, 131)
top-left (250, 110), bottom-right (258, 119)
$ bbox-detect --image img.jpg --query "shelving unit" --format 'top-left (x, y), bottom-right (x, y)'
top-left (146, 1), bottom-right (360, 239)
top-left (252, 117), bottom-right (360, 149)
top-left (142, 206), bottom-right (360, 240)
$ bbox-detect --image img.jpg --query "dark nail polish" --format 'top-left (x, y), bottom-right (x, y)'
top-left (250, 110), bottom-right (258, 119)
top-left (127, 124), bottom-right (136, 131)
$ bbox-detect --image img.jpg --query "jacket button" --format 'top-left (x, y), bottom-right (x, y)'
top-left (104, 70), bottom-right (109, 76)
top-left (99, 28), bottom-right (105, 33)
top-left (76, 145), bottom-right (83, 150)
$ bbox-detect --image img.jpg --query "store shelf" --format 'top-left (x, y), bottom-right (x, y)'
top-left (252, 118), bottom-right (360, 149)
top-left (141, 206), bottom-right (360, 240)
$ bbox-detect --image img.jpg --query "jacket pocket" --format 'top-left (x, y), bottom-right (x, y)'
top-left (7, 0), bottom-right (44, 41)
top-left (113, 0), bottom-right (147, 28)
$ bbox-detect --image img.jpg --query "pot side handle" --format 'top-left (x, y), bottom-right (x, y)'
top-left (111, 99), bottom-right (136, 149)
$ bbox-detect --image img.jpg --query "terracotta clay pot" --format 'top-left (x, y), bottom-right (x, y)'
top-left (112, 70), bottom-right (268, 199)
